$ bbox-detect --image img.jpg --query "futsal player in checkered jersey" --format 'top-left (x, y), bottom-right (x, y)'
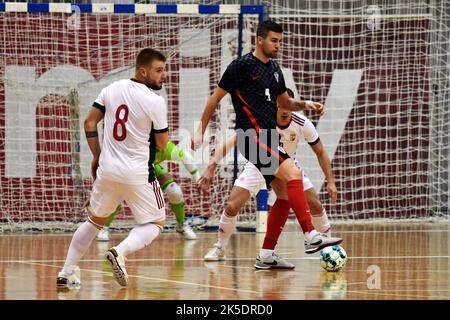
top-left (57, 48), bottom-right (169, 289)
top-left (192, 20), bottom-right (342, 256)
top-left (199, 88), bottom-right (336, 268)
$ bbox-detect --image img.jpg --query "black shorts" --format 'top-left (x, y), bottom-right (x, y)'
top-left (236, 128), bottom-right (290, 186)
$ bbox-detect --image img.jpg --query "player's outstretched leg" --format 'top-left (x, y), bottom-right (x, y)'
top-left (303, 188), bottom-right (339, 253)
top-left (105, 223), bottom-right (162, 286)
top-left (305, 188), bottom-right (332, 235)
top-left (276, 160), bottom-right (342, 254)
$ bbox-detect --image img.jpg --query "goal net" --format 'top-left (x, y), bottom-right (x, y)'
top-left (0, 2), bottom-right (449, 233)
top-left (0, 4), bottom-right (262, 232)
top-left (268, 0), bottom-right (449, 221)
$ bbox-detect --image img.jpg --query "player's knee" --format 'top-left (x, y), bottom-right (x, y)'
top-left (225, 202), bottom-right (240, 216)
top-left (287, 166), bottom-right (302, 181)
top-left (152, 220), bottom-right (165, 232)
top-left (85, 205), bottom-right (109, 225)
top-left (88, 214), bottom-right (108, 227)
top-left (164, 181), bottom-right (184, 204)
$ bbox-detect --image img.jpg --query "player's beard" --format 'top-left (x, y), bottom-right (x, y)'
top-left (148, 83), bottom-right (163, 90)
top-left (145, 79), bottom-right (163, 90)
top-left (263, 46), bottom-right (278, 59)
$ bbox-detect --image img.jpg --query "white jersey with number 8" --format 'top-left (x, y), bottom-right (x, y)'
top-left (94, 79), bottom-right (168, 185)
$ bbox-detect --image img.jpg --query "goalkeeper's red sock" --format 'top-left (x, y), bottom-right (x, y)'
top-left (262, 199), bottom-right (291, 250)
top-left (287, 179), bottom-right (314, 233)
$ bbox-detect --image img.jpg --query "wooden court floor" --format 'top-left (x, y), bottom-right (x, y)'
top-left (0, 222), bottom-right (449, 300)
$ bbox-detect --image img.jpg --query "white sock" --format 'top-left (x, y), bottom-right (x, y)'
top-left (63, 221), bottom-right (99, 271)
top-left (217, 212), bottom-right (237, 248)
top-left (259, 249), bottom-right (274, 259)
top-left (115, 223), bottom-right (161, 257)
top-left (312, 209), bottom-right (331, 233)
top-left (304, 229), bottom-right (319, 242)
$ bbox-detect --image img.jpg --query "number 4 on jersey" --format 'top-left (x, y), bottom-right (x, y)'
top-left (265, 88), bottom-right (271, 101)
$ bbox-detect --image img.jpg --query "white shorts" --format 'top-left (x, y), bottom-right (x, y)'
top-left (89, 177), bottom-right (165, 225)
top-left (234, 160), bottom-right (314, 197)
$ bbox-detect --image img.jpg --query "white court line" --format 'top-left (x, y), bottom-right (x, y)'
top-left (21, 261), bottom-right (261, 295)
top-left (0, 227), bottom-right (449, 238)
top-left (1, 254), bottom-right (450, 264)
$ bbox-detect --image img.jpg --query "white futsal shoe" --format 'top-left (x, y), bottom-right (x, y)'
top-left (204, 243), bottom-right (226, 261)
top-left (56, 265), bottom-right (81, 289)
top-left (304, 233), bottom-right (342, 254)
top-left (176, 223), bottom-right (197, 240)
top-left (105, 247), bottom-right (129, 286)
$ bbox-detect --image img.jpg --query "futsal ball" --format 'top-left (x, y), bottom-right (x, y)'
top-left (319, 245), bottom-right (347, 272)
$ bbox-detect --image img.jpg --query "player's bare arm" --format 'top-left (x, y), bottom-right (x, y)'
top-left (198, 134), bottom-right (237, 193)
top-left (191, 87), bottom-right (228, 150)
top-left (277, 91), bottom-right (325, 116)
top-left (154, 131), bottom-right (169, 151)
top-left (310, 140), bottom-right (337, 204)
top-left (211, 134), bottom-right (237, 166)
top-left (84, 106), bottom-right (104, 180)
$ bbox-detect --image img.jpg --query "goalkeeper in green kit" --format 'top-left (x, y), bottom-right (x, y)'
top-left (97, 140), bottom-right (200, 241)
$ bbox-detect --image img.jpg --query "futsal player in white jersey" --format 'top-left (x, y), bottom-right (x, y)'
top-left (57, 48), bottom-right (169, 289)
top-left (199, 89), bottom-right (337, 269)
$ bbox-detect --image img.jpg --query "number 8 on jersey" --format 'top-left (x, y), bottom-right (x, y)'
top-left (113, 104), bottom-right (129, 141)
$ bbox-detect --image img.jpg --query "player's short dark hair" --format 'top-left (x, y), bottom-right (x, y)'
top-left (136, 48), bottom-right (166, 68)
top-left (256, 20), bottom-right (283, 38)
top-left (286, 88), bottom-right (295, 98)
